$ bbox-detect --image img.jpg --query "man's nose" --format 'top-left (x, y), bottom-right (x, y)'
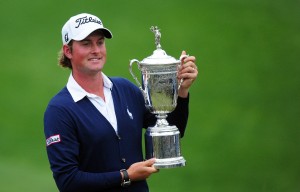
top-left (91, 43), bottom-right (101, 53)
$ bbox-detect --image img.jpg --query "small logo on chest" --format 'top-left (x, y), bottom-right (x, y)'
top-left (127, 108), bottom-right (133, 119)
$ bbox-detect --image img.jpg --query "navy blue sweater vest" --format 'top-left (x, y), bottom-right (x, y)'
top-left (44, 77), bottom-right (189, 192)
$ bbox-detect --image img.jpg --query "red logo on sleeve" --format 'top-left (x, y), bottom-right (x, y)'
top-left (46, 134), bottom-right (61, 146)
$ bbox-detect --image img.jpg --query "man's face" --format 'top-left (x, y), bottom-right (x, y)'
top-left (65, 30), bottom-right (107, 76)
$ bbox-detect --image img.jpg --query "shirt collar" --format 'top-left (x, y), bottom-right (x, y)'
top-left (66, 72), bottom-right (113, 102)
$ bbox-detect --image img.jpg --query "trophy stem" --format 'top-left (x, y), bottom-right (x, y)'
top-left (155, 114), bottom-right (169, 127)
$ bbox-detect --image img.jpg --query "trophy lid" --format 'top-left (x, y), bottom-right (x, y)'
top-left (140, 26), bottom-right (179, 65)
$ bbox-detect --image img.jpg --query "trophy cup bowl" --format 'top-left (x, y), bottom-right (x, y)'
top-left (129, 26), bottom-right (186, 168)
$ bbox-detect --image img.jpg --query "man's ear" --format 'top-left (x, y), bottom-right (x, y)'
top-left (63, 45), bottom-right (72, 59)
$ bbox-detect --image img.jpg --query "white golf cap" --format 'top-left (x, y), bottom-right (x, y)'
top-left (62, 13), bottom-right (113, 45)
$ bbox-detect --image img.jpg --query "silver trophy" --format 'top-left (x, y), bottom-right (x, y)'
top-left (129, 26), bottom-right (186, 168)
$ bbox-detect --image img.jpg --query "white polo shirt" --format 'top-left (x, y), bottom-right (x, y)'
top-left (66, 72), bottom-right (118, 133)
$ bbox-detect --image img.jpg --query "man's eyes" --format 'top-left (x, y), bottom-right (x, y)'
top-left (80, 41), bottom-right (103, 46)
top-left (82, 41), bottom-right (90, 45)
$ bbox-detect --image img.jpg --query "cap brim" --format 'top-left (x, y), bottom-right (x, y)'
top-left (73, 26), bottom-right (113, 41)
top-left (101, 28), bottom-right (113, 39)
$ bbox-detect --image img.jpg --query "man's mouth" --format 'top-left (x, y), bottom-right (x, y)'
top-left (88, 58), bottom-right (101, 61)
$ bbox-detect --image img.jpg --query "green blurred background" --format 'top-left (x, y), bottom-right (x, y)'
top-left (0, 0), bottom-right (299, 191)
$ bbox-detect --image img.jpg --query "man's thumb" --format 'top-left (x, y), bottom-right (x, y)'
top-left (144, 158), bottom-right (156, 166)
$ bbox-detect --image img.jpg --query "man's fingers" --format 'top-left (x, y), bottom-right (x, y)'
top-left (144, 158), bottom-right (156, 166)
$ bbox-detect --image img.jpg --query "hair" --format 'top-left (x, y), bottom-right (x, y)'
top-left (58, 41), bottom-right (73, 69)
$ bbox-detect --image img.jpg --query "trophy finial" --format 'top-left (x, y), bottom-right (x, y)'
top-left (150, 26), bottom-right (162, 49)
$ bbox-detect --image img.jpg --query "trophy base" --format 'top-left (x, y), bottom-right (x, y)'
top-left (154, 156), bottom-right (186, 169)
top-left (145, 125), bottom-right (186, 169)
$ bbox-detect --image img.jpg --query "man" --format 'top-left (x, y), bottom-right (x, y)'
top-left (44, 13), bottom-right (198, 192)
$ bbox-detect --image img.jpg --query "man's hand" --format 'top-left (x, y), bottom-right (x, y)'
top-left (126, 158), bottom-right (159, 181)
top-left (178, 50), bottom-right (198, 98)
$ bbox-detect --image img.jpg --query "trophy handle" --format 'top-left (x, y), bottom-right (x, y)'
top-left (129, 59), bottom-right (144, 91)
top-left (178, 54), bottom-right (189, 90)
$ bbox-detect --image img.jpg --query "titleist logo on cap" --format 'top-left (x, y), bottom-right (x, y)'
top-left (75, 16), bottom-right (102, 28)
